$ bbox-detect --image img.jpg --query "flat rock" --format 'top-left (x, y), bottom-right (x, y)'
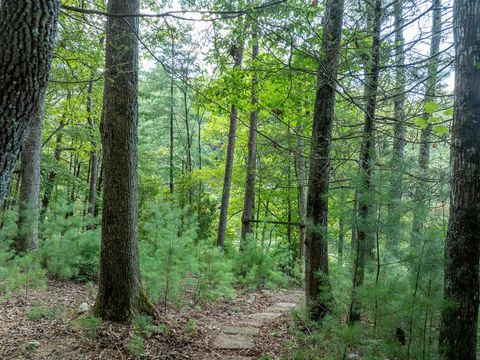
top-left (237, 318), bottom-right (263, 327)
top-left (248, 312), bottom-right (282, 321)
top-left (204, 356), bottom-right (252, 360)
top-left (212, 334), bottom-right (254, 349)
top-left (223, 326), bottom-right (259, 336)
top-left (266, 302), bottom-right (297, 313)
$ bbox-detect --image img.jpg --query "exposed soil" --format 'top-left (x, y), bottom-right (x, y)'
top-left (0, 280), bottom-right (303, 359)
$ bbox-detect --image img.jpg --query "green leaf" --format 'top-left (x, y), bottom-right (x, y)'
top-left (414, 117), bottom-right (428, 129)
top-left (433, 125), bottom-right (449, 136)
top-left (424, 101), bottom-right (439, 114)
top-left (444, 108), bottom-right (454, 117)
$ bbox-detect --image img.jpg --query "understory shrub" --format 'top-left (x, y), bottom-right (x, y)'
top-left (140, 198), bottom-right (236, 309)
top-left (40, 203), bottom-right (100, 280)
top-left (0, 209), bottom-right (46, 298)
top-left (140, 198), bottom-right (198, 309)
top-left (233, 234), bottom-right (289, 289)
top-left (193, 244), bottom-right (235, 303)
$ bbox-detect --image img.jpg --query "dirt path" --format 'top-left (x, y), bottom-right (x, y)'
top-left (0, 280), bottom-right (304, 359)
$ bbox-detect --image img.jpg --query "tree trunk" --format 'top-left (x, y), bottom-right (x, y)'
top-left (183, 85), bottom-right (192, 173)
top-left (169, 36), bottom-right (175, 195)
top-left (87, 80), bottom-right (99, 221)
top-left (0, 0), bottom-right (59, 202)
top-left (338, 213), bottom-right (345, 260)
top-left (216, 43), bottom-right (244, 250)
top-left (240, 25), bottom-right (259, 244)
top-left (40, 130), bottom-right (63, 222)
top-left (348, 0), bottom-right (382, 324)
top-left (295, 133), bottom-right (307, 263)
top-left (16, 110), bottom-right (43, 252)
top-left (287, 120), bottom-right (293, 269)
top-left (386, 0), bottom-right (406, 249)
top-left (411, 0), bottom-right (441, 246)
top-left (438, 0), bottom-right (480, 358)
top-left (94, 0), bottom-right (154, 323)
top-left (305, 0), bottom-right (345, 321)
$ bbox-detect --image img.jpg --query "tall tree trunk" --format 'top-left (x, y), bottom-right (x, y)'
top-left (438, 0), bottom-right (480, 358)
top-left (0, 0), bottom-right (59, 202)
top-left (183, 85), bottom-right (192, 173)
top-left (411, 0), bottom-right (442, 246)
top-left (216, 43), bottom-right (244, 250)
top-left (197, 114), bottom-right (202, 170)
top-left (287, 119), bottom-right (293, 269)
top-left (348, 0), bottom-right (382, 324)
top-left (169, 36), bottom-right (175, 195)
top-left (305, 0), bottom-right (345, 321)
top-left (240, 25), bottom-right (259, 244)
top-left (386, 0), bottom-right (406, 249)
top-left (94, 0), bottom-right (154, 323)
top-left (87, 80), bottom-right (99, 220)
top-left (16, 110), bottom-right (43, 252)
top-left (40, 130), bottom-right (63, 222)
top-left (338, 213), bottom-right (345, 260)
top-left (295, 133), bottom-right (307, 263)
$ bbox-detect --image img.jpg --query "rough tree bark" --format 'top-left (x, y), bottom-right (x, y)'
top-left (16, 111), bottom-right (43, 252)
top-left (305, 0), bottom-right (344, 321)
top-left (94, 0), bottom-right (154, 322)
top-left (411, 0), bottom-right (441, 246)
top-left (438, 0), bottom-right (480, 358)
top-left (348, 0), bottom-right (382, 324)
top-left (0, 0), bottom-right (59, 202)
top-left (216, 43), bottom-right (244, 250)
top-left (386, 0), bottom-right (406, 249)
top-left (240, 24), bottom-right (259, 244)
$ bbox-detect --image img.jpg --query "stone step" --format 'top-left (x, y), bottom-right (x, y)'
top-left (266, 302), bottom-right (298, 313)
top-left (223, 326), bottom-right (259, 336)
top-left (248, 312), bottom-right (283, 321)
top-left (204, 356), bottom-right (252, 360)
top-left (212, 333), bottom-right (254, 350)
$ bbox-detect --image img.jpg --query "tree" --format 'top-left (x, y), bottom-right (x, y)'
top-left (295, 130), bottom-right (307, 263)
top-left (438, 0), bottom-right (480, 357)
top-left (216, 41), bottom-right (244, 249)
top-left (94, 0), bottom-right (154, 322)
top-left (0, 0), bottom-right (60, 202)
top-left (240, 21), bottom-right (260, 244)
top-left (86, 79), bottom-right (99, 221)
top-left (411, 0), bottom-right (442, 245)
top-left (348, 0), bottom-right (382, 324)
top-left (386, 0), bottom-right (406, 249)
top-left (16, 111), bottom-right (43, 251)
top-left (305, 0), bottom-right (345, 320)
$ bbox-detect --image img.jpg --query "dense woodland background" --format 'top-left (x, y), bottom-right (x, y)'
top-left (0, 0), bottom-right (479, 359)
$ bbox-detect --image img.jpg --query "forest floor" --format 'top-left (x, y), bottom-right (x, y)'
top-left (0, 279), bottom-right (304, 359)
